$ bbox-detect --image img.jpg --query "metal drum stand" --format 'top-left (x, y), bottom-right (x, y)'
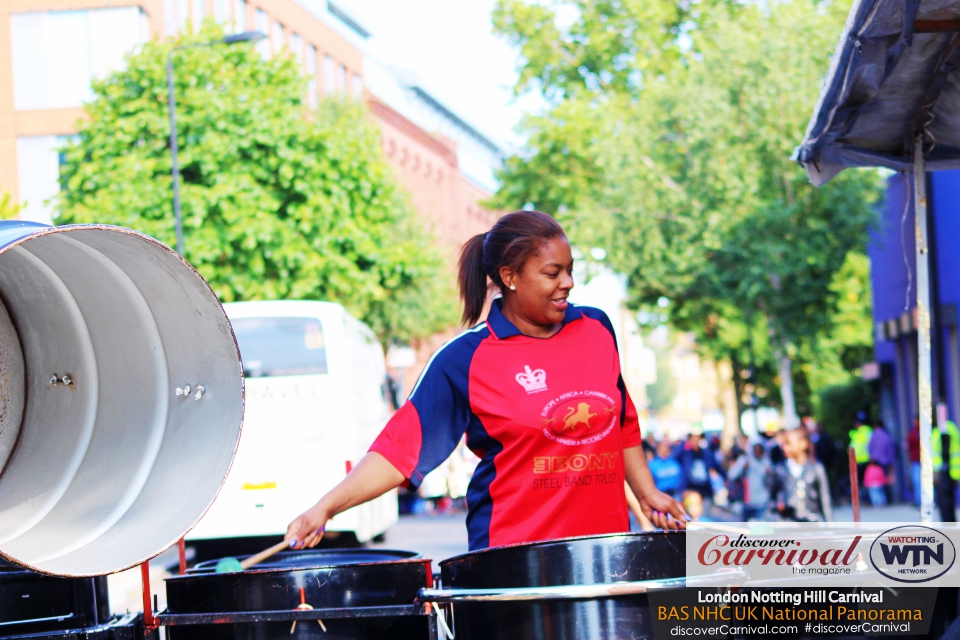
top-left (157, 549), bottom-right (441, 640)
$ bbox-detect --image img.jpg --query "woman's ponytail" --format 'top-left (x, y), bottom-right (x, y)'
top-left (456, 211), bottom-right (566, 327)
top-left (458, 233), bottom-right (488, 326)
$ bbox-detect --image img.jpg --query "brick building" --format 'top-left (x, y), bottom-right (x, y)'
top-left (0, 0), bottom-right (500, 251)
top-left (0, 0), bottom-right (502, 389)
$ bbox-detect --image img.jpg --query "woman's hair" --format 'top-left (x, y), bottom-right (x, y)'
top-left (457, 210), bottom-right (566, 326)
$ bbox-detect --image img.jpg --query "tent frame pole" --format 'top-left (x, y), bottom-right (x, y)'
top-left (915, 137), bottom-right (935, 523)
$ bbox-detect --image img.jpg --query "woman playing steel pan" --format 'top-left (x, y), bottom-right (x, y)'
top-left (286, 211), bottom-right (687, 551)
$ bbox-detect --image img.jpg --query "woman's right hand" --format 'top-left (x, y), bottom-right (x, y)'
top-left (285, 505), bottom-right (329, 550)
top-left (282, 452), bottom-right (406, 551)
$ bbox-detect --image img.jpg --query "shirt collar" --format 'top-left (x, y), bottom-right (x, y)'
top-left (486, 298), bottom-right (583, 340)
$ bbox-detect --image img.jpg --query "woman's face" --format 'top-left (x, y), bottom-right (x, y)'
top-left (500, 236), bottom-right (574, 327)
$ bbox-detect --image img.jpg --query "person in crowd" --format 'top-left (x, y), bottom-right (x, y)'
top-left (848, 411), bottom-right (873, 493)
top-left (932, 415), bottom-right (960, 488)
top-left (908, 417), bottom-right (921, 505)
top-left (648, 439), bottom-right (683, 496)
top-left (728, 434), bottom-right (747, 465)
top-left (728, 438), bottom-right (772, 520)
top-left (678, 429), bottom-right (725, 513)
top-left (808, 419), bottom-right (838, 482)
top-left (772, 426), bottom-right (832, 522)
top-left (285, 210), bottom-right (686, 551)
top-left (763, 427), bottom-right (786, 465)
top-left (863, 459), bottom-right (888, 507)
top-left (642, 440), bottom-right (657, 460)
top-left (681, 490), bottom-right (704, 520)
top-left (867, 421), bottom-right (895, 502)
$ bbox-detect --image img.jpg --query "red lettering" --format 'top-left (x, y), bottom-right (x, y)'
top-left (698, 535), bottom-right (728, 565)
top-left (841, 536), bottom-right (862, 565)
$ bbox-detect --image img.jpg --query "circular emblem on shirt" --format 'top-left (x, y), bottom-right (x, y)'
top-left (540, 391), bottom-right (617, 445)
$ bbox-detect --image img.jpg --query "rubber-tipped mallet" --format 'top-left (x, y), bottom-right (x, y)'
top-left (214, 539), bottom-right (290, 573)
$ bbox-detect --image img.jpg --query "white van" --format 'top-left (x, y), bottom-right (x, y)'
top-left (188, 300), bottom-right (398, 547)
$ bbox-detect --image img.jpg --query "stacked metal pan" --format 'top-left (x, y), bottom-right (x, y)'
top-left (433, 531), bottom-right (687, 640)
top-left (0, 559), bottom-right (144, 639)
top-left (161, 549), bottom-right (434, 640)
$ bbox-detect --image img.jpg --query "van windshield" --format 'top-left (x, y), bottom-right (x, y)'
top-left (231, 317), bottom-right (328, 377)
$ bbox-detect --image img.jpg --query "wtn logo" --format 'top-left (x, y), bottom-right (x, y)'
top-left (879, 543), bottom-right (944, 566)
top-left (870, 526), bottom-right (956, 583)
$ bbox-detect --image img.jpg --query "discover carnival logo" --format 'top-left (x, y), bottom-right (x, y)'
top-left (685, 523), bottom-right (960, 588)
top-left (869, 525), bottom-right (956, 583)
top-left (696, 534), bottom-right (862, 575)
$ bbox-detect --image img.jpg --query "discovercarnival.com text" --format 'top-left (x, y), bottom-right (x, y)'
top-left (669, 622), bottom-right (913, 636)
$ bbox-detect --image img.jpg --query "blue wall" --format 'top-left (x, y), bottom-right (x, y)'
top-left (869, 173), bottom-right (914, 331)
top-left (870, 170), bottom-right (960, 423)
top-left (931, 172), bottom-right (960, 311)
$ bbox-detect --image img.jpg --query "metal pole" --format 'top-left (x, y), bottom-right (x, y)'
top-left (915, 137), bottom-right (935, 522)
top-left (178, 537), bottom-right (187, 574)
top-left (167, 53), bottom-right (184, 257)
top-left (848, 446), bottom-right (860, 522)
top-left (141, 560), bottom-right (156, 628)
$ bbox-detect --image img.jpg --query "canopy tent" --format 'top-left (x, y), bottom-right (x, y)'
top-left (795, 0), bottom-right (960, 522)
top-left (796, 0), bottom-right (960, 186)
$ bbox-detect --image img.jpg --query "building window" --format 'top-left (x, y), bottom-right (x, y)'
top-left (352, 73), bottom-right (362, 98)
top-left (255, 9), bottom-right (269, 57)
top-left (17, 135), bottom-right (73, 224)
top-left (290, 33), bottom-right (303, 61)
top-left (192, 0), bottom-right (204, 30)
top-left (164, 0), bottom-right (190, 35)
top-left (232, 0), bottom-right (246, 32)
top-left (322, 55), bottom-right (335, 94)
top-left (338, 64), bottom-right (346, 92)
top-left (11, 8), bottom-right (148, 111)
top-left (214, 0), bottom-right (229, 25)
top-left (272, 21), bottom-right (283, 55)
top-left (306, 45), bottom-right (317, 109)
top-left (177, 0), bottom-right (189, 34)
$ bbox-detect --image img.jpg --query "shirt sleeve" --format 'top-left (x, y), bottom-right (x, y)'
top-left (577, 306), bottom-right (642, 450)
top-left (620, 382), bottom-right (641, 448)
top-left (369, 336), bottom-right (477, 490)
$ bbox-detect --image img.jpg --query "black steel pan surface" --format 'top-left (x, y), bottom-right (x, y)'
top-left (439, 531), bottom-right (686, 640)
top-left (0, 558), bottom-right (111, 636)
top-left (164, 548), bottom-right (431, 640)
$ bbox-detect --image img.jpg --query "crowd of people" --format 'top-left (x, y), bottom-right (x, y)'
top-left (642, 417), bottom-right (895, 522)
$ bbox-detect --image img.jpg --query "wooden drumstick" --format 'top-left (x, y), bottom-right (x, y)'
top-left (240, 539), bottom-right (291, 570)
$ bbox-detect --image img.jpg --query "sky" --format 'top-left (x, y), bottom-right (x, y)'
top-left (335, 0), bottom-right (541, 149)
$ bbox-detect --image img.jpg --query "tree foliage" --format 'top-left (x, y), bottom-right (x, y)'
top-left (56, 24), bottom-right (457, 345)
top-left (492, 0), bottom-right (882, 415)
top-left (0, 190), bottom-right (22, 220)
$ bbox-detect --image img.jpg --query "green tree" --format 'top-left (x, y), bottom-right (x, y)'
top-left (56, 24), bottom-right (457, 345)
top-left (492, 0), bottom-right (881, 423)
top-left (0, 190), bottom-right (23, 220)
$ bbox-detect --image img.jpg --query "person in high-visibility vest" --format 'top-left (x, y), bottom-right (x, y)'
top-left (931, 419), bottom-right (960, 481)
top-left (848, 411), bottom-right (873, 494)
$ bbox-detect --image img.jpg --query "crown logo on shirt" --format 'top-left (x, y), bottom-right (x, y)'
top-left (516, 365), bottom-right (547, 394)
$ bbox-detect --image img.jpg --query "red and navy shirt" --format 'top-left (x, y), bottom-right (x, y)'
top-left (370, 300), bottom-right (641, 550)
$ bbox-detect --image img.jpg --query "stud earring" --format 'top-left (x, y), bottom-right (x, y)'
top-left (509, 284), bottom-right (516, 290)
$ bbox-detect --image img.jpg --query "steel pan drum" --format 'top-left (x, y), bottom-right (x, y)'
top-left (0, 558), bottom-right (144, 638)
top-left (164, 549), bottom-right (431, 640)
top-left (439, 531), bottom-right (686, 640)
top-left (0, 222), bottom-right (243, 576)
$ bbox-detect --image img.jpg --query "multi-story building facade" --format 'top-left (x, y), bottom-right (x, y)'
top-left (0, 0), bottom-right (502, 391)
top-left (0, 0), bottom-right (501, 251)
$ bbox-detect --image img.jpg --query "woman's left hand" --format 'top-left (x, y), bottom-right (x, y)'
top-left (638, 488), bottom-right (688, 530)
